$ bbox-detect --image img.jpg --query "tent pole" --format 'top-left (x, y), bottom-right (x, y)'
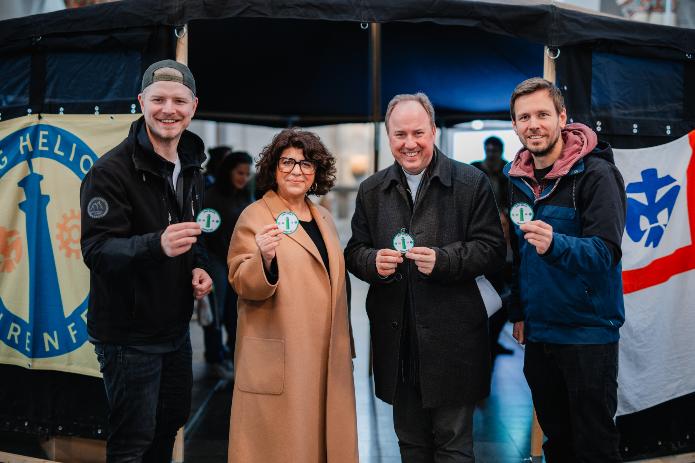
top-left (176, 24), bottom-right (188, 65)
top-left (370, 22), bottom-right (382, 173)
top-left (543, 46), bottom-right (556, 84)
top-left (527, 46), bottom-right (559, 463)
top-left (172, 22), bottom-right (188, 463)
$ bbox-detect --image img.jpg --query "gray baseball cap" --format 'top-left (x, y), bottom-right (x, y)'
top-left (141, 59), bottom-right (196, 95)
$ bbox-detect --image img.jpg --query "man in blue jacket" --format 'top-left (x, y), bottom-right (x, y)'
top-left (505, 78), bottom-right (626, 462)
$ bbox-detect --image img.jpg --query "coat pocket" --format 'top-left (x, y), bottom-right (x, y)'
top-left (236, 337), bottom-right (285, 395)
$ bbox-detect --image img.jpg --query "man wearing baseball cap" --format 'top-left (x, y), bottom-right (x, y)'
top-left (80, 60), bottom-right (212, 462)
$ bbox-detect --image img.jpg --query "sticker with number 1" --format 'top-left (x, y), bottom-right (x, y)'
top-left (392, 228), bottom-right (415, 254)
top-left (510, 202), bottom-right (534, 226)
top-left (196, 208), bottom-right (221, 233)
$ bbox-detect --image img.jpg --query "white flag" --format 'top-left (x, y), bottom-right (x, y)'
top-left (614, 131), bottom-right (695, 415)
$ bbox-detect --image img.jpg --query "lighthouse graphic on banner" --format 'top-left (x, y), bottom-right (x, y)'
top-left (0, 114), bottom-right (136, 376)
top-left (0, 125), bottom-right (96, 360)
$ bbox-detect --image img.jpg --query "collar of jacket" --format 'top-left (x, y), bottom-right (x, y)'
top-left (506, 123), bottom-right (596, 182)
top-left (380, 146), bottom-right (452, 192)
top-left (128, 116), bottom-right (205, 177)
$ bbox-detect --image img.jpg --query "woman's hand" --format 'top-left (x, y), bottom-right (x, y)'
top-left (255, 223), bottom-right (283, 270)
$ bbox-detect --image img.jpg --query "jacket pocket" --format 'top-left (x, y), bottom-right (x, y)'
top-left (236, 337), bottom-right (285, 395)
top-left (538, 206), bottom-right (579, 235)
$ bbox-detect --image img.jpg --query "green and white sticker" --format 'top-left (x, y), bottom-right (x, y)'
top-left (196, 208), bottom-right (221, 233)
top-left (392, 228), bottom-right (415, 254)
top-left (510, 202), bottom-right (534, 226)
top-left (276, 211), bottom-right (299, 234)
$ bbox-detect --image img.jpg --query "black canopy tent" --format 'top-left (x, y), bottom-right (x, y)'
top-left (0, 0), bottom-right (693, 135)
top-left (0, 0), bottom-right (694, 460)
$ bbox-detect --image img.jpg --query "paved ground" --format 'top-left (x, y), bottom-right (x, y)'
top-left (184, 272), bottom-right (535, 462)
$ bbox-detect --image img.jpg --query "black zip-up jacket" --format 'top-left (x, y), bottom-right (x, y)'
top-left (80, 117), bottom-right (207, 345)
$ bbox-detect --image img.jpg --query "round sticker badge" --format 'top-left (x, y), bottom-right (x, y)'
top-left (196, 208), bottom-right (222, 233)
top-left (510, 202), bottom-right (534, 226)
top-left (276, 211), bottom-right (299, 234)
top-left (87, 197), bottom-right (109, 219)
top-left (392, 228), bottom-right (415, 254)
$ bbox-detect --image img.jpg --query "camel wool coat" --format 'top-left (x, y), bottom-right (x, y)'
top-left (227, 190), bottom-right (358, 463)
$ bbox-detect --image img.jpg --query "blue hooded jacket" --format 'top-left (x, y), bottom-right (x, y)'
top-left (504, 123), bottom-right (626, 344)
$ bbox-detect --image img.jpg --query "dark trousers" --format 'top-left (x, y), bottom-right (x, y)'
top-left (204, 255), bottom-right (237, 363)
top-left (524, 342), bottom-right (622, 463)
top-left (94, 336), bottom-right (193, 463)
top-left (393, 381), bottom-right (475, 463)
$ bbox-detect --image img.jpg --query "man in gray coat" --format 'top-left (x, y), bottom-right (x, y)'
top-left (345, 92), bottom-right (506, 462)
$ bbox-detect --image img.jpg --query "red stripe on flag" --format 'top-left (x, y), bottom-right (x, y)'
top-left (622, 131), bottom-right (695, 294)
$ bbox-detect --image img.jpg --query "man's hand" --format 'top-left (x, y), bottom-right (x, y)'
top-left (192, 267), bottom-right (212, 300)
top-left (161, 222), bottom-right (201, 257)
top-left (405, 247), bottom-right (436, 275)
top-left (520, 220), bottom-right (553, 255)
top-left (255, 224), bottom-right (283, 271)
top-left (513, 321), bottom-right (525, 345)
top-left (375, 249), bottom-right (403, 277)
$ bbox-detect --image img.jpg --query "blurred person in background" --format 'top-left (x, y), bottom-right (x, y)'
top-left (200, 151), bottom-right (253, 378)
top-left (204, 145), bottom-right (232, 188)
top-left (472, 136), bottom-right (514, 363)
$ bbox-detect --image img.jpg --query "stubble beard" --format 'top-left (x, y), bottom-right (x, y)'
top-left (526, 131), bottom-right (561, 158)
top-left (146, 121), bottom-right (181, 146)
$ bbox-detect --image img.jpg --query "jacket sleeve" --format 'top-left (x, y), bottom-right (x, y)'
top-left (429, 174), bottom-right (507, 283)
top-left (80, 165), bottom-right (166, 275)
top-left (227, 208), bottom-right (278, 301)
top-left (541, 162), bottom-right (626, 273)
top-left (508, 213), bottom-right (524, 322)
top-left (344, 184), bottom-right (393, 285)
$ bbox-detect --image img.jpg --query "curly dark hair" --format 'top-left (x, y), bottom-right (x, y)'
top-left (255, 128), bottom-right (336, 196)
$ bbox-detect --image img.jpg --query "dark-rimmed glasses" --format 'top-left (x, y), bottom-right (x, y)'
top-left (278, 157), bottom-right (316, 174)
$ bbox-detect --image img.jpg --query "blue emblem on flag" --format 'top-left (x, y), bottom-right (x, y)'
top-left (625, 168), bottom-right (681, 248)
top-left (0, 124), bottom-right (98, 358)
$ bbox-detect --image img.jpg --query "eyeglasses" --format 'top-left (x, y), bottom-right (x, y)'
top-left (278, 157), bottom-right (316, 174)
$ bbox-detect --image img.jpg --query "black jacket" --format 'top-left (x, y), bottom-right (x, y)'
top-left (80, 117), bottom-right (207, 345)
top-left (345, 149), bottom-right (506, 407)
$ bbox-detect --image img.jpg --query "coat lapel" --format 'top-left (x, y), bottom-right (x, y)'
top-left (261, 190), bottom-right (324, 271)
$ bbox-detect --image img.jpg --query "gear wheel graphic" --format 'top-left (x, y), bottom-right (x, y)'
top-left (0, 227), bottom-right (22, 273)
top-left (56, 209), bottom-right (82, 259)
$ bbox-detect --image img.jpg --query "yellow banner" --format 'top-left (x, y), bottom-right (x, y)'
top-left (0, 114), bottom-right (138, 377)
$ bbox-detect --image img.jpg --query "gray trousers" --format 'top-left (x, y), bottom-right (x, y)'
top-left (393, 381), bottom-right (475, 463)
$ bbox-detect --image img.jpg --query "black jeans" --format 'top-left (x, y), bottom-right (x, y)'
top-left (393, 381), bottom-right (475, 463)
top-left (204, 255), bottom-right (237, 363)
top-left (524, 342), bottom-right (622, 463)
top-left (94, 335), bottom-right (193, 463)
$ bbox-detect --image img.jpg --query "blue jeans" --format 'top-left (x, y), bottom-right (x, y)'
top-left (524, 342), bottom-right (622, 463)
top-left (94, 335), bottom-right (192, 463)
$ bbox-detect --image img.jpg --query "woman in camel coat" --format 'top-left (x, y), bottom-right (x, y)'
top-left (227, 128), bottom-right (358, 462)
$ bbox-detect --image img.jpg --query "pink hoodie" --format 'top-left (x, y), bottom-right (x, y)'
top-left (508, 123), bottom-right (597, 198)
